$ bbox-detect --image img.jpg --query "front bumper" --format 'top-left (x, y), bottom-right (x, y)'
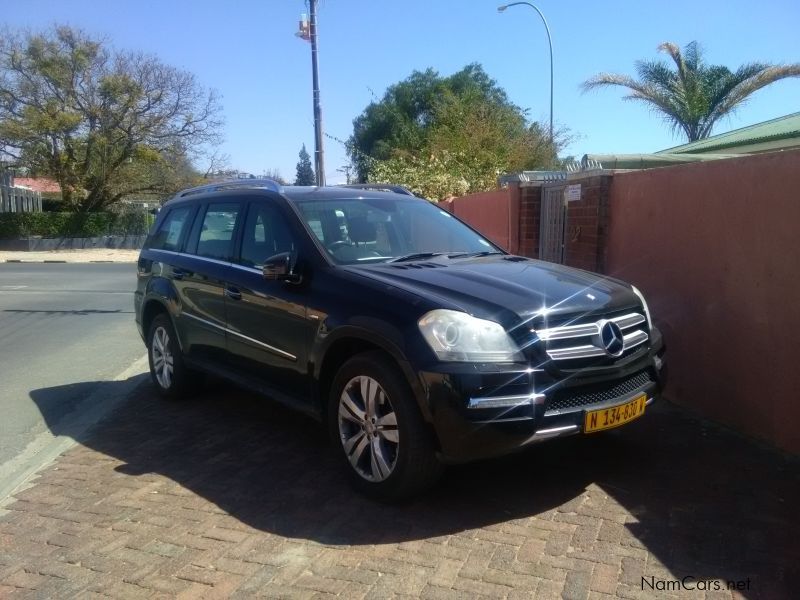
top-left (417, 330), bottom-right (666, 463)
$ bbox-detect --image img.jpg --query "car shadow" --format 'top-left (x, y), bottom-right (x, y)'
top-left (27, 378), bottom-right (799, 598)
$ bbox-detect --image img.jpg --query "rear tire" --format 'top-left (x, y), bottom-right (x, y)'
top-left (328, 351), bottom-right (443, 501)
top-left (147, 313), bottom-right (192, 400)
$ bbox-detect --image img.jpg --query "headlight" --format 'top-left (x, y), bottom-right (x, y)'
top-left (418, 309), bottom-right (523, 362)
top-left (631, 286), bottom-right (653, 330)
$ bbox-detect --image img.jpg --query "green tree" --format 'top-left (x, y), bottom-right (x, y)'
top-left (348, 64), bottom-right (561, 186)
top-left (0, 26), bottom-right (223, 211)
top-left (294, 144), bottom-right (315, 185)
top-left (582, 41), bottom-right (800, 142)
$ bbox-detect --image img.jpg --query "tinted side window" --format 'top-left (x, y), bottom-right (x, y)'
top-left (149, 207), bottom-right (192, 251)
top-left (239, 203), bottom-right (297, 267)
top-left (196, 203), bottom-right (241, 261)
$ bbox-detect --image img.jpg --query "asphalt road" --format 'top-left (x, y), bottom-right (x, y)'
top-left (0, 263), bottom-right (146, 473)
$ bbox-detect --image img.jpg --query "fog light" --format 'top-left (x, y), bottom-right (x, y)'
top-left (654, 355), bottom-right (663, 371)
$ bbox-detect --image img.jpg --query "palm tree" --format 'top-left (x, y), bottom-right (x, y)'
top-left (582, 41), bottom-right (800, 141)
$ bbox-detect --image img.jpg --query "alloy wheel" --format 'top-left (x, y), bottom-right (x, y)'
top-left (151, 326), bottom-right (174, 389)
top-left (337, 375), bottom-right (399, 482)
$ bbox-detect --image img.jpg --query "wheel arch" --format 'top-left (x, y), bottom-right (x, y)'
top-left (315, 328), bottom-right (433, 425)
top-left (141, 298), bottom-right (182, 350)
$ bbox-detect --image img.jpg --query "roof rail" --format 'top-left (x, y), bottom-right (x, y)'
top-left (338, 183), bottom-right (416, 196)
top-left (178, 178), bottom-right (283, 198)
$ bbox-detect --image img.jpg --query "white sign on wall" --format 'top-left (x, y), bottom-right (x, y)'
top-left (565, 184), bottom-right (582, 202)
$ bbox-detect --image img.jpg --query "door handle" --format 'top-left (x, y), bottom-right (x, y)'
top-left (172, 268), bottom-right (192, 280)
top-left (224, 286), bottom-right (242, 301)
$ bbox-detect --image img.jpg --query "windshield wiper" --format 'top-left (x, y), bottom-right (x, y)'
top-left (447, 251), bottom-right (505, 259)
top-left (387, 252), bottom-right (446, 263)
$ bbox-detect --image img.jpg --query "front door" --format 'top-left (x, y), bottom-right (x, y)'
top-left (224, 199), bottom-right (314, 399)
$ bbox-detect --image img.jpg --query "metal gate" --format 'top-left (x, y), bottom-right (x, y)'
top-left (539, 184), bottom-right (567, 263)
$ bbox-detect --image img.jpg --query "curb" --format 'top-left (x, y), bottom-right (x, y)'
top-left (0, 355), bottom-right (150, 508)
top-left (3, 259), bottom-right (135, 263)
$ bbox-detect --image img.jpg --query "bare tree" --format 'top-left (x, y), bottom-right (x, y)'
top-left (0, 25), bottom-right (224, 210)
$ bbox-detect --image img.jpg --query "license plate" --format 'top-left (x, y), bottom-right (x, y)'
top-left (584, 394), bottom-right (646, 433)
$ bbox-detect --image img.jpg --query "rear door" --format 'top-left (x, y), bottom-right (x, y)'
top-left (176, 200), bottom-right (243, 360)
top-left (139, 203), bottom-right (197, 337)
top-left (224, 198), bottom-right (314, 398)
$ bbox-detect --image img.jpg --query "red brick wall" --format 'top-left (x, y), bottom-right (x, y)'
top-left (606, 149), bottom-right (800, 455)
top-left (438, 189), bottom-right (520, 254)
top-left (442, 183), bottom-right (545, 259)
top-left (442, 154), bottom-right (800, 454)
top-left (441, 184), bottom-right (544, 259)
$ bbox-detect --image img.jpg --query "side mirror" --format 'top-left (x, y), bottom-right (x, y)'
top-left (263, 252), bottom-right (301, 283)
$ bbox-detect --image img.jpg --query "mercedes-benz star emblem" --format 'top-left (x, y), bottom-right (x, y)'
top-left (600, 321), bottom-right (625, 357)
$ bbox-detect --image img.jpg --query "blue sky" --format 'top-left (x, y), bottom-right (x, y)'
top-left (5, 1), bottom-right (800, 183)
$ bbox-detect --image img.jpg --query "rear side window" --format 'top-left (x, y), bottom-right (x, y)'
top-left (149, 207), bottom-right (192, 251)
top-left (196, 203), bottom-right (241, 261)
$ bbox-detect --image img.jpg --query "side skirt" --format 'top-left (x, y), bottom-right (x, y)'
top-left (184, 357), bottom-right (322, 421)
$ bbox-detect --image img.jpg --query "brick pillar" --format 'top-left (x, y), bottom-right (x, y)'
top-left (518, 183), bottom-right (542, 259)
top-left (562, 175), bottom-right (612, 273)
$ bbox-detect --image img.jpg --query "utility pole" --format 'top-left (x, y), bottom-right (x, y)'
top-left (308, 0), bottom-right (325, 186)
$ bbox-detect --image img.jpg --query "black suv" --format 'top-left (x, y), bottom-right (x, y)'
top-left (135, 180), bottom-right (666, 499)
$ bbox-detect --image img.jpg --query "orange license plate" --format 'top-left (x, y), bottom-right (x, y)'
top-left (584, 394), bottom-right (646, 433)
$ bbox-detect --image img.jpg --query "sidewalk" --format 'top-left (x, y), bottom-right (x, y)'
top-left (1, 249), bottom-right (140, 263)
top-left (0, 380), bottom-right (797, 598)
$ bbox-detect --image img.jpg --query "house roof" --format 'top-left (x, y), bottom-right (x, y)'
top-left (581, 153), bottom-right (742, 170)
top-left (657, 112), bottom-right (800, 155)
top-left (13, 177), bottom-right (62, 194)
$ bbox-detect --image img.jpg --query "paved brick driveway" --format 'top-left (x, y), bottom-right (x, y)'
top-left (0, 378), bottom-right (797, 599)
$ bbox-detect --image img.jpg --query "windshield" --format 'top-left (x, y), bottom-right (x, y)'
top-left (291, 196), bottom-right (502, 264)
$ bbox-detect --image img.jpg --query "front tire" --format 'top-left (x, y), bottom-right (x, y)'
top-left (147, 313), bottom-right (191, 400)
top-left (328, 351), bottom-right (443, 501)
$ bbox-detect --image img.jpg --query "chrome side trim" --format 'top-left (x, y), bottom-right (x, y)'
top-left (228, 263), bottom-right (264, 275)
top-left (181, 313), bottom-right (297, 361)
top-left (226, 327), bottom-right (297, 361)
top-left (151, 248), bottom-right (234, 268)
top-left (468, 393), bottom-right (545, 409)
top-left (151, 249), bottom-right (266, 277)
top-left (183, 312), bottom-right (227, 332)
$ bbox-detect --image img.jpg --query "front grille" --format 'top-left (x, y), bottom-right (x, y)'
top-left (545, 370), bottom-right (653, 413)
top-left (531, 310), bottom-right (649, 367)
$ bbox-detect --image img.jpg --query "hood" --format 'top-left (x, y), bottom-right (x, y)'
top-left (347, 256), bottom-right (639, 327)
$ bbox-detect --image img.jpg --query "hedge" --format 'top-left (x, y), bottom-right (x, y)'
top-left (0, 212), bottom-right (154, 239)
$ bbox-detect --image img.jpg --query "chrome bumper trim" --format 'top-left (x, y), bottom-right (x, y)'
top-left (468, 392), bottom-right (546, 409)
top-left (530, 424), bottom-right (580, 440)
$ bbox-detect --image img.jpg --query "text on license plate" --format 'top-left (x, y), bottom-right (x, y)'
top-left (584, 394), bottom-right (646, 433)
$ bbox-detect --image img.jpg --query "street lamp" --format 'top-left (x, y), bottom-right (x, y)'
top-left (296, 1), bottom-right (325, 186)
top-left (497, 2), bottom-right (554, 145)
